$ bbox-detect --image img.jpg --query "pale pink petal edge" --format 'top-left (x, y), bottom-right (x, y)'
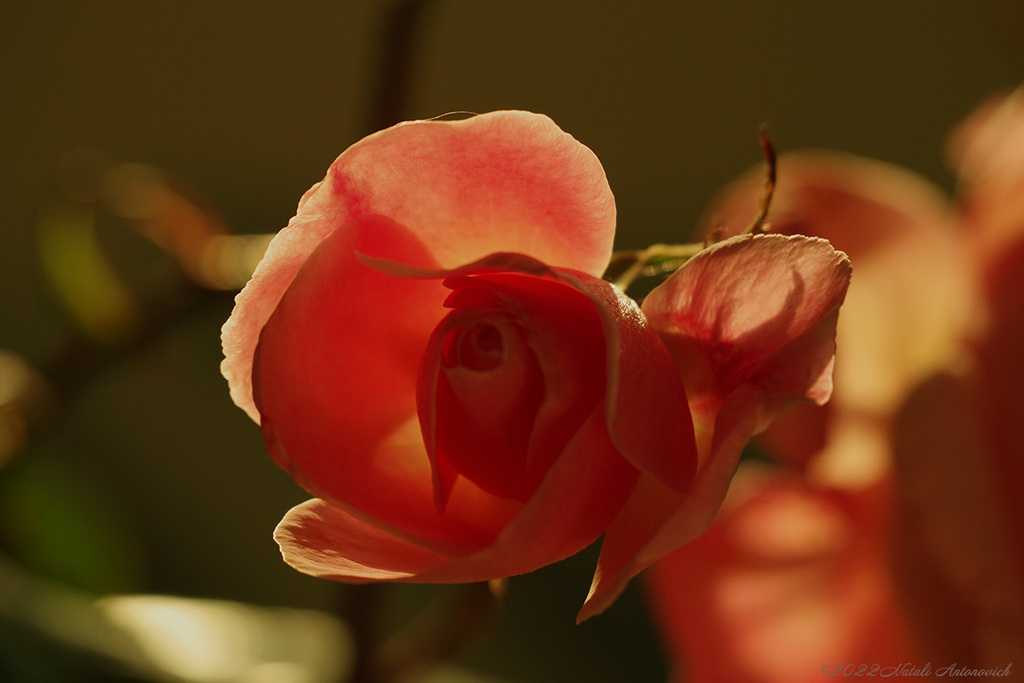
top-left (222, 111), bottom-right (615, 422)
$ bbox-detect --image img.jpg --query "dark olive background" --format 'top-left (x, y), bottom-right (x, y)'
top-left (0, 2), bottom-right (1020, 681)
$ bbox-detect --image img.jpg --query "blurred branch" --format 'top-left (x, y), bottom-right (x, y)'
top-left (1, 150), bottom-right (275, 468)
top-left (15, 2), bottom-right (461, 681)
top-left (32, 150), bottom-right (270, 400)
top-left (346, 583), bottom-right (497, 683)
top-left (347, 6), bottom-right (501, 682)
top-left (347, 584), bottom-right (388, 683)
top-left (372, 582), bottom-right (496, 682)
top-left (364, 0), bottom-right (434, 133)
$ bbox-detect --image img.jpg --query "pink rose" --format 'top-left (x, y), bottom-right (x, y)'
top-left (222, 111), bottom-right (851, 614)
top-left (222, 111), bottom-right (696, 586)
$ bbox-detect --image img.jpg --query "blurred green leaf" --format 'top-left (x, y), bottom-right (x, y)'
top-left (0, 444), bottom-right (142, 595)
top-left (37, 203), bottom-right (140, 346)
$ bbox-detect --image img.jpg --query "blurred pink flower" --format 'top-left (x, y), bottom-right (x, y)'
top-left (649, 469), bottom-right (913, 683)
top-left (647, 88), bottom-right (1024, 681)
top-left (221, 111), bottom-right (851, 615)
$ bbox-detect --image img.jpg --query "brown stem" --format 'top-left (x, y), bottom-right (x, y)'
top-left (340, 583), bottom-right (497, 683)
top-left (345, 584), bottom-right (389, 683)
top-left (609, 243), bottom-right (705, 292)
top-left (373, 583), bottom-right (496, 683)
top-left (746, 125), bottom-right (777, 235)
top-left (342, 5), bottom-right (442, 681)
top-left (364, 0), bottom-right (435, 134)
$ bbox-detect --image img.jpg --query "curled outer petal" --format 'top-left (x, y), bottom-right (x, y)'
top-left (579, 234), bottom-right (851, 621)
top-left (274, 406), bottom-right (634, 585)
top-left (223, 110), bottom-right (616, 423)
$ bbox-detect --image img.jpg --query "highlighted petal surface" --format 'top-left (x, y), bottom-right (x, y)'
top-left (643, 234), bottom-right (851, 433)
top-left (223, 111), bottom-right (615, 422)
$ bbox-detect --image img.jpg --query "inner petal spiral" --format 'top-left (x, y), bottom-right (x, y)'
top-left (433, 313), bottom-right (546, 502)
top-left (443, 322), bottom-right (505, 372)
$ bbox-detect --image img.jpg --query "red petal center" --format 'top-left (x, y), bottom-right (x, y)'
top-left (419, 270), bottom-right (609, 508)
top-left (434, 312), bottom-right (547, 502)
top-left (443, 320), bottom-right (505, 372)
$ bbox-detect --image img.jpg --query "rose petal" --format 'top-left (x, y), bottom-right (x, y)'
top-left (567, 271), bottom-right (697, 491)
top-left (429, 405), bottom-right (637, 582)
top-left (580, 235), bottom-right (851, 620)
top-left (275, 498), bottom-right (451, 581)
top-left (420, 272), bottom-right (607, 508)
top-left (254, 214), bottom-right (521, 554)
top-left (579, 386), bottom-right (763, 622)
top-left (261, 240), bottom-right (694, 584)
top-left (952, 89), bottom-right (1024, 589)
top-left (642, 233), bottom-right (851, 440)
top-left (223, 111), bottom-right (615, 421)
top-left (276, 405), bottom-right (638, 584)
